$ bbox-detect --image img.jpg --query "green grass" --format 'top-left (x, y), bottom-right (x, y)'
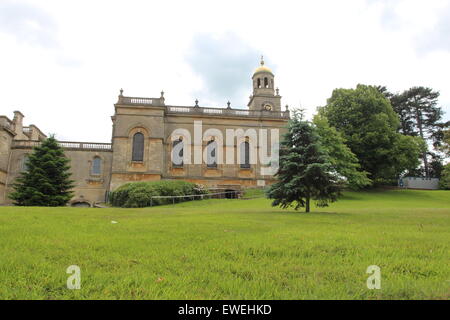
top-left (241, 187), bottom-right (266, 199)
top-left (0, 189), bottom-right (449, 300)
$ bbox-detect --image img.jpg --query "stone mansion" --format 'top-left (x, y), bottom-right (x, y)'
top-left (0, 58), bottom-right (289, 206)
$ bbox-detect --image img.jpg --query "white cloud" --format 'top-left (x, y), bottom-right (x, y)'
top-left (0, 0), bottom-right (449, 143)
top-left (0, 0), bottom-right (58, 47)
top-left (186, 32), bottom-right (259, 108)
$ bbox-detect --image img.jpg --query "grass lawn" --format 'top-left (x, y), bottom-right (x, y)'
top-left (0, 189), bottom-right (449, 300)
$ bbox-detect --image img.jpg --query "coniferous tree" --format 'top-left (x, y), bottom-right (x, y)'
top-left (386, 86), bottom-right (447, 177)
top-left (267, 111), bottom-right (341, 213)
top-left (401, 87), bottom-right (443, 146)
top-left (439, 164), bottom-right (450, 190)
top-left (440, 129), bottom-right (450, 157)
top-left (9, 136), bottom-right (74, 206)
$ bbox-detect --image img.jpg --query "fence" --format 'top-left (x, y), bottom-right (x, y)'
top-left (148, 190), bottom-right (240, 207)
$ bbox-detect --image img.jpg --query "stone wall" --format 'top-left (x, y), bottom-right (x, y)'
top-left (109, 101), bottom-right (288, 191)
top-left (109, 105), bottom-right (165, 190)
top-left (2, 102), bottom-right (288, 205)
top-left (5, 147), bottom-right (112, 206)
top-left (0, 123), bottom-right (14, 204)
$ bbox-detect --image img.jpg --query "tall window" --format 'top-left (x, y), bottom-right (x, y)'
top-left (91, 156), bottom-right (101, 175)
top-left (172, 138), bottom-right (184, 167)
top-left (206, 139), bottom-right (217, 168)
top-left (240, 141), bottom-right (250, 169)
top-left (257, 78), bottom-right (261, 88)
top-left (264, 77), bottom-right (268, 88)
top-left (132, 132), bottom-right (144, 161)
top-left (21, 154), bottom-right (29, 172)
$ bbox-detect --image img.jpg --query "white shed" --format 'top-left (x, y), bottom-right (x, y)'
top-left (399, 177), bottom-right (440, 190)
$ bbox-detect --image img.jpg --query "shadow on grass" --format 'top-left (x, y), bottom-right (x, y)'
top-left (261, 209), bottom-right (349, 217)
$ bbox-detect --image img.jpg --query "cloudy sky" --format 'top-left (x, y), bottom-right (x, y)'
top-left (1, 0), bottom-right (449, 142)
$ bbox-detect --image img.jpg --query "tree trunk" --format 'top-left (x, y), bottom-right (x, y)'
top-left (415, 99), bottom-right (429, 177)
top-left (422, 152), bottom-right (429, 177)
top-left (305, 197), bottom-right (310, 213)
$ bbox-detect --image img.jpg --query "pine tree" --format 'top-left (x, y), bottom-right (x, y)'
top-left (267, 111), bottom-right (341, 213)
top-left (440, 129), bottom-right (450, 157)
top-left (388, 87), bottom-right (446, 177)
top-left (9, 136), bottom-right (74, 206)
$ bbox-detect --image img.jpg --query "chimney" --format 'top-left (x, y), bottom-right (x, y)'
top-left (29, 124), bottom-right (39, 141)
top-left (13, 111), bottom-right (24, 135)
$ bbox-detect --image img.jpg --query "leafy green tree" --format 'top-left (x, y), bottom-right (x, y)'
top-left (406, 153), bottom-right (443, 178)
top-left (391, 134), bottom-right (427, 178)
top-left (429, 155), bottom-right (445, 178)
top-left (439, 163), bottom-right (450, 190)
top-left (267, 111), bottom-right (341, 213)
top-left (437, 129), bottom-right (450, 187)
top-left (320, 84), bottom-right (424, 184)
top-left (313, 114), bottom-right (371, 189)
top-left (9, 136), bottom-right (74, 206)
top-left (439, 129), bottom-right (450, 157)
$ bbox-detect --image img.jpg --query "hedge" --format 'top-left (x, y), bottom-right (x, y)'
top-left (108, 180), bottom-right (209, 208)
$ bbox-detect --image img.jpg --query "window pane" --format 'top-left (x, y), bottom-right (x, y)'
top-left (92, 157), bottom-right (101, 174)
top-left (172, 139), bottom-right (183, 166)
top-left (240, 142), bottom-right (250, 168)
top-left (132, 132), bottom-right (144, 161)
top-left (207, 140), bottom-right (217, 167)
top-left (22, 155), bottom-right (29, 172)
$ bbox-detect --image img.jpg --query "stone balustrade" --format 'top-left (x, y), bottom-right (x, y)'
top-left (120, 97), bottom-right (154, 105)
top-left (0, 116), bottom-right (13, 131)
top-left (117, 95), bottom-right (166, 106)
top-left (116, 95), bottom-right (289, 119)
top-left (166, 105), bottom-right (290, 119)
top-left (12, 140), bottom-right (112, 151)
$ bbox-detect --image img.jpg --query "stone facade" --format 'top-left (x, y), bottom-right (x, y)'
top-left (0, 59), bottom-right (289, 206)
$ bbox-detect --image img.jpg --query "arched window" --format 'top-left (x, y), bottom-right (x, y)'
top-left (206, 139), bottom-right (217, 168)
top-left (21, 154), bottom-right (29, 172)
top-left (257, 78), bottom-right (261, 88)
top-left (172, 138), bottom-right (184, 167)
top-left (132, 132), bottom-right (144, 161)
top-left (264, 77), bottom-right (268, 88)
top-left (240, 141), bottom-right (250, 169)
top-left (91, 156), bottom-right (101, 175)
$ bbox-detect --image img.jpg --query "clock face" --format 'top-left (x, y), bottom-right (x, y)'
top-left (264, 104), bottom-right (272, 111)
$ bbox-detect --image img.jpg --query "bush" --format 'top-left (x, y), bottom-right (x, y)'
top-left (439, 163), bottom-right (450, 190)
top-left (109, 180), bottom-right (209, 208)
